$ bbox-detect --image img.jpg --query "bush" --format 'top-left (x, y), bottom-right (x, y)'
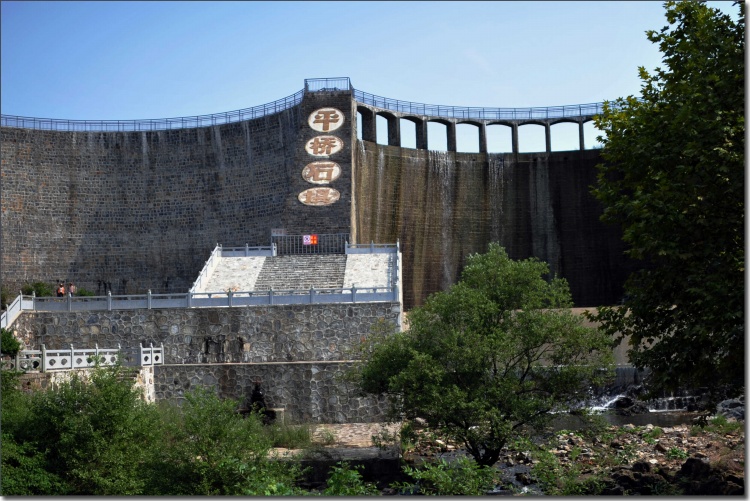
top-left (143, 388), bottom-right (302, 495)
top-left (21, 282), bottom-right (54, 297)
top-left (1, 286), bottom-right (11, 310)
top-left (1, 328), bottom-right (21, 356)
top-left (322, 462), bottom-right (379, 496)
top-left (397, 457), bottom-right (499, 495)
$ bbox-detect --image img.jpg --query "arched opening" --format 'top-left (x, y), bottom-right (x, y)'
top-left (376, 115), bottom-right (389, 145)
top-left (427, 121), bottom-right (448, 151)
top-left (550, 121), bottom-right (580, 151)
top-left (486, 124), bottom-right (513, 153)
top-left (456, 123), bottom-right (480, 153)
top-left (583, 120), bottom-right (605, 149)
top-left (400, 118), bottom-right (417, 149)
top-left (518, 124), bottom-right (546, 153)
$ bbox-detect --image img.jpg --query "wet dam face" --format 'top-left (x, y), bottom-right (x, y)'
top-left (352, 141), bottom-right (637, 309)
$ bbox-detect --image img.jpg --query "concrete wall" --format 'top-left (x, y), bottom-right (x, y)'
top-left (11, 302), bottom-right (400, 423)
top-left (352, 142), bottom-right (639, 309)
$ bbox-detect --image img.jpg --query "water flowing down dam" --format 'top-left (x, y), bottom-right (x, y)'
top-left (352, 141), bottom-right (636, 309)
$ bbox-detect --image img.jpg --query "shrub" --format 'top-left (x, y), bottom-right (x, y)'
top-left (21, 282), bottom-right (55, 297)
top-left (322, 461), bottom-right (379, 496)
top-left (397, 457), bottom-right (499, 496)
top-left (1, 328), bottom-right (21, 356)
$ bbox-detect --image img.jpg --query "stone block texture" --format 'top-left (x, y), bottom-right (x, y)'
top-left (11, 302), bottom-right (400, 423)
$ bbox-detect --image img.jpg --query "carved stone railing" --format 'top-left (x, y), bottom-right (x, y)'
top-left (1, 343), bottom-right (163, 372)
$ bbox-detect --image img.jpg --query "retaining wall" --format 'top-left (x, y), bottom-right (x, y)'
top-left (11, 302), bottom-right (400, 423)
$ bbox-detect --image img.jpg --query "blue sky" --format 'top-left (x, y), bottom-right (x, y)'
top-left (1, 1), bottom-right (740, 151)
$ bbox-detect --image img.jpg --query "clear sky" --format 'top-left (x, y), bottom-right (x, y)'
top-left (0, 1), bottom-right (740, 150)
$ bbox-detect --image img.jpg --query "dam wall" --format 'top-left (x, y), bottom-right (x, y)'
top-left (1, 113), bottom-right (299, 295)
top-left (2, 79), bottom-right (636, 310)
top-left (0, 88), bottom-right (354, 296)
top-left (353, 142), bottom-right (637, 308)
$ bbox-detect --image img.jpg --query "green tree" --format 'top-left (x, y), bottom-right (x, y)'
top-left (1, 364), bottom-right (159, 495)
top-left (143, 388), bottom-right (304, 496)
top-left (1, 327), bottom-right (21, 356)
top-left (590, 1), bottom-right (744, 400)
top-left (356, 243), bottom-right (614, 466)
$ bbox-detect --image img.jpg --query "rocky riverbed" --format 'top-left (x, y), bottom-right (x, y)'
top-left (400, 416), bottom-right (745, 495)
top-left (292, 415), bottom-right (744, 495)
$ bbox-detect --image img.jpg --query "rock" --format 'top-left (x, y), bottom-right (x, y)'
top-left (717, 398), bottom-right (745, 421)
top-left (413, 417), bottom-right (428, 428)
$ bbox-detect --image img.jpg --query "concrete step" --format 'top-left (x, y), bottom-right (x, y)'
top-left (254, 255), bottom-right (347, 291)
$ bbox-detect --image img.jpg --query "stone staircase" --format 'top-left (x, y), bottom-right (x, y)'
top-left (253, 255), bottom-right (348, 291)
top-left (194, 253), bottom-right (394, 294)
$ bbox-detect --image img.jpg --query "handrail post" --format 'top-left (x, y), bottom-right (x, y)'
top-left (228, 290), bottom-right (233, 307)
top-left (107, 291), bottom-right (112, 311)
top-left (269, 288), bottom-right (274, 305)
top-left (70, 344), bottom-right (74, 369)
top-left (41, 344), bottom-right (47, 372)
top-left (245, 243), bottom-right (249, 256)
top-left (370, 241), bottom-right (374, 252)
top-left (32, 291), bottom-right (36, 311)
top-left (147, 290), bottom-right (152, 309)
top-left (352, 285), bottom-right (356, 303)
top-left (67, 291), bottom-right (72, 312)
top-left (95, 343), bottom-right (99, 366)
top-left (309, 287), bottom-right (314, 304)
top-left (187, 291), bottom-right (192, 308)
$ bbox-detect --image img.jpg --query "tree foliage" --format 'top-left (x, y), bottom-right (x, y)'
top-left (590, 1), bottom-right (744, 399)
top-left (0, 367), bottom-right (305, 496)
top-left (356, 243), bottom-right (614, 466)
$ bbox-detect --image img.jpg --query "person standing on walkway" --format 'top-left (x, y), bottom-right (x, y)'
top-left (56, 282), bottom-right (66, 297)
top-left (68, 282), bottom-right (77, 296)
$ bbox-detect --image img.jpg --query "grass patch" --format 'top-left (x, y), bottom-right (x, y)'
top-left (263, 422), bottom-right (312, 449)
top-left (690, 414), bottom-right (743, 436)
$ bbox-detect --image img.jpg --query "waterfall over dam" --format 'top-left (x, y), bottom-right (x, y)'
top-left (353, 142), bottom-right (636, 309)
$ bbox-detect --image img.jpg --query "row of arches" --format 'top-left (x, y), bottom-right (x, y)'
top-left (356, 106), bottom-right (604, 154)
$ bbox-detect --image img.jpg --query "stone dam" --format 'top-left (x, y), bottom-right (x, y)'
top-left (1, 77), bottom-right (639, 310)
top-left (1, 77), bottom-right (641, 422)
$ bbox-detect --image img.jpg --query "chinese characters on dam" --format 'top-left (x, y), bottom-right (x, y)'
top-left (299, 107), bottom-right (344, 206)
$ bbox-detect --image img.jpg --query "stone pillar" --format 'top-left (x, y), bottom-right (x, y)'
top-left (511, 123), bottom-right (519, 154)
top-left (478, 122), bottom-right (488, 153)
top-left (545, 122), bottom-right (552, 152)
top-left (359, 108), bottom-right (377, 143)
top-left (447, 122), bottom-right (457, 152)
top-left (387, 115), bottom-right (401, 147)
top-left (579, 120), bottom-right (586, 150)
top-left (415, 119), bottom-right (428, 150)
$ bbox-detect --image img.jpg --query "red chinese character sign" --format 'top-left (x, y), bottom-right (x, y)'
top-left (303, 234), bottom-right (319, 245)
top-left (298, 108), bottom-right (346, 206)
top-left (308, 107), bottom-right (344, 132)
top-left (302, 161), bottom-right (341, 184)
top-left (298, 187), bottom-right (341, 206)
top-left (305, 135), bottom-right (344, 157)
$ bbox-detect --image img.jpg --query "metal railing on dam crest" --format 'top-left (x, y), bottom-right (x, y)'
top-left (1, 77), bottom-right (606, 132)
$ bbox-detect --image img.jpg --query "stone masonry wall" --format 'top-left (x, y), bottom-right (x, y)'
top-left (1, 109), bottom-right (303, 296)
top-left (153, 362), bottom-right (390, 423)
top-left (353, 142), bottom-right (640, 309)
top-left (11, 302), bottom-right (400, 423)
